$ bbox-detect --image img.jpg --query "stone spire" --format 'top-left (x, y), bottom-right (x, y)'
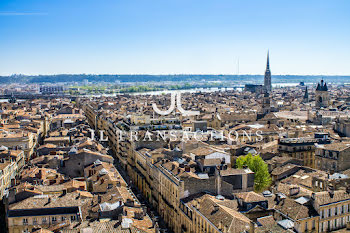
top-left (266, 50), bottom-right (270, 70)
top-left (264, 51), bottom-right (272, 93)
top-left (303, 86), bottom-right (309, 102)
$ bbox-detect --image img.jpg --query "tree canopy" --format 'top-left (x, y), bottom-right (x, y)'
top-left (236, 153), bottom-right (271, 192)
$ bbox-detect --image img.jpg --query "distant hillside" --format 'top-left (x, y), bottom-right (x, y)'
top-left (0, 74), bottom-right (349, 84)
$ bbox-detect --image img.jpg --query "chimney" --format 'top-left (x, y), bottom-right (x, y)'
top-left (142, 205), bottom-right (147, 216)
top-left (185, 165), bottom-right (190, 172)
top-left (329, 190), bottom-right (334, 198)
top-left (328, 185), bottom-right (334, 198)
top-left (213, 204), bottom-right (219, 212)
top-left (289, 186), bottom-right (300, 196)
top-left (37, 169), bottom-right (42, 179)
top-left (46, 197), bottom-right (51, 205)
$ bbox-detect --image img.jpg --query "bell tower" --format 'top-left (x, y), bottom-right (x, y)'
top-left (315, 79), bottom-right (329, 109)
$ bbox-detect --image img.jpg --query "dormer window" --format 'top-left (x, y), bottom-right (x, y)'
top-left (23, 218), bottom-right (28, 225)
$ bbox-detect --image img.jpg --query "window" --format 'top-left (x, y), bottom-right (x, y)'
top-left (23, 218), bottom-right (28, 225)
top-left (52, 216), bottom-right (57, 222)
top-left (61, 216), bottom-right (66, 221)
top-left (71, 215), bottom-right (76, 221)
top-left (42, 217), bottom-right (47, 224)
top-left (33, 218), bottom-right (37, 225)
top-left (328, 221), bottom-right (331, 231)
top-left (305, 222), bottom-right (308, 231)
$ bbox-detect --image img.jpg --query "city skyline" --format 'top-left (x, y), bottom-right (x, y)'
top-left (0, 0), bottom-right (350, 76)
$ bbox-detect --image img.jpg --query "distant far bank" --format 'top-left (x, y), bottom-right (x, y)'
top-left (0, 74), bottom-right (350, 84)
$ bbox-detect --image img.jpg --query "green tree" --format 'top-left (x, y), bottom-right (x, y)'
top-left (236, 153), bottom-right (271, 192)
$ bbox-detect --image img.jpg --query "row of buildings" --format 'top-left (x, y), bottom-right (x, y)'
top-left (1, 99), bottom-right (158, 233)
top-left (80, 75), bottom-right (350, 233)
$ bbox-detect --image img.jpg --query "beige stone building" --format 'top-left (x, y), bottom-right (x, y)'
top-left (312, 190), bottom-right (350, 232)
top-left (315, 142), bottom-right (350, 172)
top-left (0, 132), bottom-right (35, 159)
top-left (7, 192), bottom-right (90, 233)
top-left (179, 194), bottom-right (254, 233)
top-left (0, 161), bottom-right (17, 199)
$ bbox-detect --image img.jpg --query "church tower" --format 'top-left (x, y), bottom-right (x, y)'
top-left (262, 91), bottom-right (271, 115)
top-left (315, 79), bottom-right (329, 109)
top-left (302, 86), bottom-right (309, 103)
top-left (264, 51), bottom-right (272, 93)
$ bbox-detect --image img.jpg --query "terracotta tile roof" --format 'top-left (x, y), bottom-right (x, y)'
top-left (38, 143), bottom-right (57, 149)
top-left (9, 192), bottom-right (92, 211)
top-left (274, 198), bottom-right (315, 220)
top-left (60, 220), bottom-right (152, 233)
top-left (32, 229), bottom-right (54, 233)
top-left (235, 192), bottom-right (266, 203)
top-left (313, 190), bottom-right (350, 206)
top-left (183, 194), bottom-right (251, 232)
top-left (321, 142), bottom-right (350, 151)
top-left (276, 182), bottom-right (313, 198)
top-left (189, 146), bottom-right (218, 156)
top-left (256, 215), bottom-right (276, 227)
top-left (219, 168), bottom-right (253, 176)
top-left (271, 164), bottom-right (299, 176)
top-left (256, 224), bottom-right (290, 233)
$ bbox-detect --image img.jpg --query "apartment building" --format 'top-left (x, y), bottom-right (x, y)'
top-left (0, 149), bottom-right (25, 172)
top-left (278, 133), bottom-right (331, 168)
top-left (131, 147), bottom-right (255, 233)
top-left (312, 189), bottom-right (350, 232)
top-left (0, 132), bottom-right (35, 160)
top-left (274, 197), bottom-right (319, 233)
top-left (179, 194), bottom-right (254, 233)
top-left (7, 192), bottom-right (88, 233)
top-left (334, 117), bottom-right (350, 137)
top-left (315, 142), bottom-right (350, 172)
top-left (84, 159), bottom-right (126, 193)
top-left (0, 161), bottom-right (17, 199)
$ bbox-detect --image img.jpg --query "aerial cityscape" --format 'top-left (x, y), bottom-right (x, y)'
top-left (1, 1), bottom-right (350, 233)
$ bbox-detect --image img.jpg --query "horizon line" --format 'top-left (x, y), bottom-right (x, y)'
top-left (2, 73), bottom-right (350, 77)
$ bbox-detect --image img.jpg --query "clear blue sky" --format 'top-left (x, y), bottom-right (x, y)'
top-left (0, 0), bottom-right (350, 75)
